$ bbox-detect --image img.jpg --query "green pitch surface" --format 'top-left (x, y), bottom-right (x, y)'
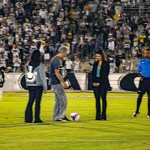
top-left (0, 92), bottom-right (150, 150)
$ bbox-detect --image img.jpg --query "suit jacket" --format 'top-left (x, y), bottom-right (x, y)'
top-left (92, 60), bottom-right (111, 89)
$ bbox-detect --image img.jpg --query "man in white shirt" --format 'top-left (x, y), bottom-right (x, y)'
top-left (65, 56), bottom-right (73, 73)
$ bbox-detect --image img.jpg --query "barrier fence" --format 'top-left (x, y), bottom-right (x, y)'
top-left (3, 73), bottom-right (139, 92)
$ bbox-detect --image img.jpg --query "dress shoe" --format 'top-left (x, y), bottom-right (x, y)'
top-left (25, 121), bottom-right (32, 123)
top-left (34, 120), bottom-right (43, 123)
top-left (133, 112), bottom-right (140, 117)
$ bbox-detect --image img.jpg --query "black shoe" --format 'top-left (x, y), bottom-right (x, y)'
top-left (25, 121), bottom-right (32, 123)
top-left (34, 120), bottom-right (43, 123)
top-left (56, 117), bottom-right (70, 122)
top-left (95, 118), bottom-right (101, 120)
top-left (133, 112), bottom-right (140, 117)
top-left (95, 117), bottom-right (101, 120)
top-left (63, 117), bottom-right (71, 121)
top-left (55, 119), bottom-right (62, 121)
top-left (101, 114), bottom-right (107, 120)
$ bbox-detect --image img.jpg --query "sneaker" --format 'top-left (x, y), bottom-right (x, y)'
top-left (56, 117), bottom-right (70, 122)
top-left (133, 112), bottom-right (140, 117)
top-left (147, 115), bottom-right (150, 118)
top-left (55, 119), bottom-right (64, 121)
top-left (63, 117), bottom-right (71, 121)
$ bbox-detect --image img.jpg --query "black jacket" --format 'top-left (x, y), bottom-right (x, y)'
top-left (92, 60), bottom-right (111, 89)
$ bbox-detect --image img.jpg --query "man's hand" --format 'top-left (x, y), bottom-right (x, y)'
top-left (63, 82), bottom-right (69, 89)
top-left (140, 77), bottom-right (143, 81)
top-left (92, 82), bottom-right (100, 87)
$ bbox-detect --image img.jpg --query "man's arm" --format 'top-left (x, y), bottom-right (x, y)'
top-left (55, 69), bottom-right (68, 88)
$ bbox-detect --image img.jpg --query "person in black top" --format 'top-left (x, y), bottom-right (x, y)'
top-left (91, 50), bottom-right (111, 120)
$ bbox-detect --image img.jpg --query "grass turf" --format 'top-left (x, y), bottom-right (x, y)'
top-left (0, 92), bottom-right (150, 150)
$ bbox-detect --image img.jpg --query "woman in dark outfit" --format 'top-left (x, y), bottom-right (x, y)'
top-left (92, 50), bottom-right (111, 120)
top-left (25, 50), bottom-right (47, 123)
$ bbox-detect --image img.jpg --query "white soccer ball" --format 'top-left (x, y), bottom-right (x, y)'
top-left (70, 112), bottom-right (80, 121)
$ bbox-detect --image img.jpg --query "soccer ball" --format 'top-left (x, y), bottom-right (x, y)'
top-left (70, 112), bottom-right (80, 121)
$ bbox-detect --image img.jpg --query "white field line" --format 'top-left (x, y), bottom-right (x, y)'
top-left (32, 139), bottom-right (150, 142)
top-left (4, 94), bottom-right (148, 99)
top-left (0, 139), bottom-right (150, 143)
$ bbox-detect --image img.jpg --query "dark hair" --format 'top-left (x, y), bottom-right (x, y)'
top-left (96, 49), bottom-right (103, 54)
top-left (96, 50), bottom-right (105, 60)
top-left (29, 50), bottom-right (41, 67)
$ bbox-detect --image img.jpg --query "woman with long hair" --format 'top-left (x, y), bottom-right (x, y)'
top-left (25, 50), bottom-right (47, 123)
top-left (92, 50), bottom-right (111, 120)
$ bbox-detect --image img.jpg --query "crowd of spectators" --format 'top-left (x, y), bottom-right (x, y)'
top-left (0, 0), bottom-right (150, 74)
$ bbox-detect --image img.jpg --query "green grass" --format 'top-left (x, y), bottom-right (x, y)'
top-left (0, 92), bottom-right (150, 150)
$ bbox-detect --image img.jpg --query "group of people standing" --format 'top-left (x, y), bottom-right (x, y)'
top-left (23, 46), bottom-right (150, 123)
top-left (24, 46), bottom-right (71, 123)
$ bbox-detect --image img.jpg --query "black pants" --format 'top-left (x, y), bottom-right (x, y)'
top-left (93, 86), bottom-right (107, 120)
top-left (66, 69), bottom-right (72, 73)
top-left (136, 79), bottom-right (150, 115)
top-left (25, 86), bottom-right (43, 122)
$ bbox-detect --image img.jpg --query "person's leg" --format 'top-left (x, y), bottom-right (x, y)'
top-left (52, 84), bottom-right (67, 121)
top-left (133, 80), bottom-right (145, 117)
top-left (34, 87), bottom-right (43, 122)
top-left (93, 87), bottom-right (101, 120)
top-left (25, 88), bottom-right (35, 122)
top-left (100, 87), bottom-right (107, 120)
top-left (146, 82), bottom-right (150, 117)
top-left (147, 94), bottom-right (150, 117)
top-left (135, 93), bottom-right (144, 113)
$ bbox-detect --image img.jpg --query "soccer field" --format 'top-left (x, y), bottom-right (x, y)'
top-left (0, 92), bottom-right (150, 150)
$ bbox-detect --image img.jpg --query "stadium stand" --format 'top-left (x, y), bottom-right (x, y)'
top-left (0, 0), bottom-right (150, 74)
